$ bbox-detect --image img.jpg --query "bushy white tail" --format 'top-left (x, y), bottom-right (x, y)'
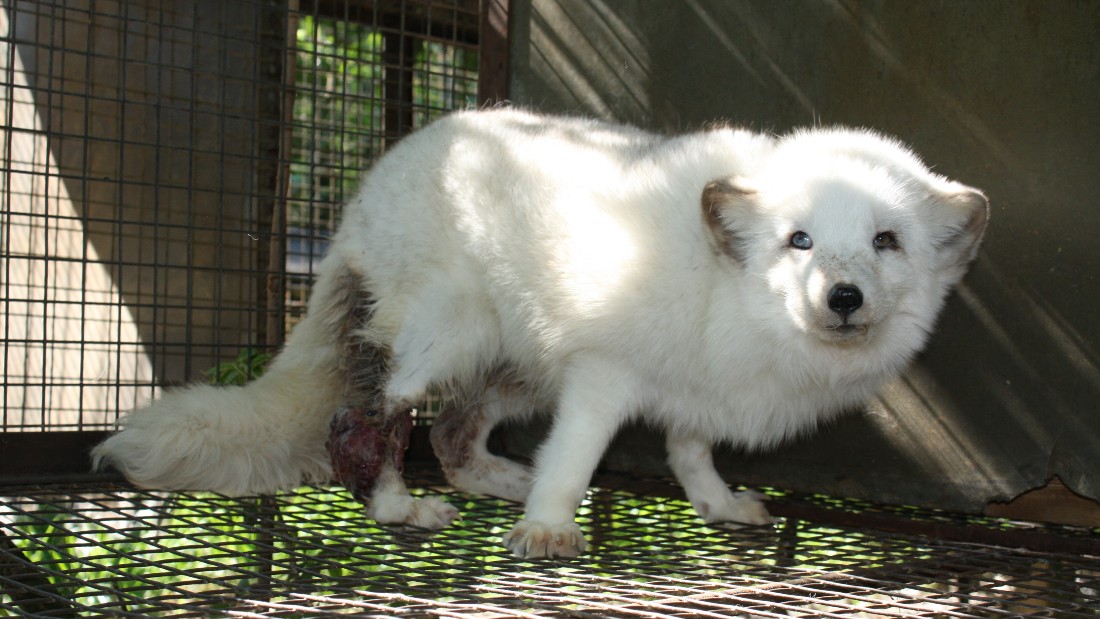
top-left (92, 257), bottom-right (359, 496)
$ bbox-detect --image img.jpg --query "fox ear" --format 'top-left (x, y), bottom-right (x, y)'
top-left (701, 176), bottom-right (757, 262)
top-left (930, 185), bottom-right (989, 274)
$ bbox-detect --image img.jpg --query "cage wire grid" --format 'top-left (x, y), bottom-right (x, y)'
top-left (3, 0), bottom-right (1100, 617)
top-left (3, 0), bottom-right (286, 429)
top-left (2, 467), bottom-right (1099, 618)
top-left (1, 0), bottom-right (479, 432)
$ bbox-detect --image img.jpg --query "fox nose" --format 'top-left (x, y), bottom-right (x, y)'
top-left (827, 284), bottom-right (863, 319)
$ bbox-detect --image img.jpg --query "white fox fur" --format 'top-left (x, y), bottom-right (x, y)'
top-left (93, 109), bottom-right (989, 558)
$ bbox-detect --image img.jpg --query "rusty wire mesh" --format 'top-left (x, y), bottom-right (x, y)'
top-left (2, 467), bottom-right (1098, 618)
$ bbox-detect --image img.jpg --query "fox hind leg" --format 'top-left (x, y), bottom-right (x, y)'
top-left (365, 448), bottom-right (460, 530)
top-left (340, 265), bottom-right (508, 527)
top-left (328, 271), bottom-right (460, 530)
top-left (430, 376), bottom-right (536, 504)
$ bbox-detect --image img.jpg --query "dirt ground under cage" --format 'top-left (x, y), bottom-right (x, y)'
top-left (2, 465), bottom-right (1098, 618)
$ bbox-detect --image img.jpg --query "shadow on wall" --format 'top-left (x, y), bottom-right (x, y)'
top-left (2, 0), bottom-right (278, 430)
top-left (1, 14), bottom-right (154, 429)
top-left (510, 0), bottom-right (1100, 508)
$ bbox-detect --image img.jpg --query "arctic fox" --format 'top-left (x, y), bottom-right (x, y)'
top-left (93, 109), bottom-right (989, 559)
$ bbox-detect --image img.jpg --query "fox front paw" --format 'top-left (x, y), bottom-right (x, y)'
top-left (368, 494), bottom-right (459, 530)
top-left (697, 490), bottom-right (774, 528)
top-left (502, 520), bottom-right (587, 559)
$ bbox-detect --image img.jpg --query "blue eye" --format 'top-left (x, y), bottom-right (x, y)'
top-left (789, 231), bottom-right (812, 250)
top-left (873, 231), bottom-right (898, 250)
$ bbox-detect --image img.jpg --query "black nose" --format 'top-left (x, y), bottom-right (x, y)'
top-left (827, 284), bottom-right (863, 319)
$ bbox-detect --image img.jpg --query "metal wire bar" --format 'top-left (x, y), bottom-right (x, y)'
top-left (2, 468), bottom-right (1098, 618)
top-left (1, 0), bottom-right (479, 433)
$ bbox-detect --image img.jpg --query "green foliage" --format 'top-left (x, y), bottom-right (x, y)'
top-left (286, 15), bottom-right (478, 230)
top-left (288, 15), bottom-right (385, 229)
top-left (203, 348), bottom-right (272, 385)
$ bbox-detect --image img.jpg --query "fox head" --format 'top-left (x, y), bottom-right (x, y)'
top-left (703, 128), bottom-right (988, 349)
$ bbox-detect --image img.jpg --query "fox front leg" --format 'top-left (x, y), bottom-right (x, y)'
top-left (502, 357), bottom-right (641, 558)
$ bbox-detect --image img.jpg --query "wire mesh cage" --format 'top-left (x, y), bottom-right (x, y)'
top-left (1, 0), bottom-right (479, 434)
top-left (2, 1), bottom-right (1099, 617)
top-left (3, 469), bottom-right (1100, 617)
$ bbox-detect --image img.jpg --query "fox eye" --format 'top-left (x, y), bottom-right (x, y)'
top-left (873, 231), bottom-right (898, 250)
top-left (789, 231), bottom-right (813, 250)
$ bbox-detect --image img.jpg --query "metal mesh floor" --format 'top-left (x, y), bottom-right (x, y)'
top-left (2, 467), bottom-right (1098, 618)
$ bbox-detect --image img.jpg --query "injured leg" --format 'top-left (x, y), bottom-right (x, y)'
top-left (430, 383), bottom-right (535, 504)
top-left (326, 285), bottom-right (458, 528)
